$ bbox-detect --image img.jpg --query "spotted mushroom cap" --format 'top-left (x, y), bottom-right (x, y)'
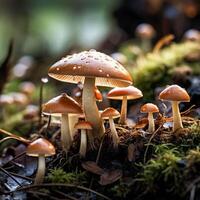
top-left (74, 121), bottom-right (93, 130)
top-left (26, 138), bottom-right (55, 157)
top-left (159, 85), bottom-right (190, 102)
top-left (140, 103), bottom-right (159, 113)
top-left (107, 86), bottom-right (143, 100)
top-left (42, 93), bottom-right (82, 115)
top-left (101, 107), bottom-right (120, 119)
top-left (48, 50), bottom-right (132, 87)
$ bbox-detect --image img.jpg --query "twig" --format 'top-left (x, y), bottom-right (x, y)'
top-left (3, 152), bottom-right (26, 167)
top-left (27, 190), bottom-right (60, 200)
top-left (0, 166), bottom-right (22, 186)
top-left (143, 124), bottom-right (163, 163)
top-left (9, 172), bottom-right (33, 181)
top-left (3, 183), bottom-right (111, 200)
top-left (54, 190), bottom-right (78, 200)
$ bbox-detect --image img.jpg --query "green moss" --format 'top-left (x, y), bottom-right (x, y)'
top-left (127, 42), bottom-right (200, 100)
top-left (47, 168), bottom-right (87, 185)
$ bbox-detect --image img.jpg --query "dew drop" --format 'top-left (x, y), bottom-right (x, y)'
top-left (56, 67), bottom-right (60, 71)
top-left (78, 66), bottom-right (81, 69)
top-left (73, 66), bottom-right (77, 70)
top-left (98, 68), bottom-right (103, 73)
top-left (106, 74), bottom-right (110, 77)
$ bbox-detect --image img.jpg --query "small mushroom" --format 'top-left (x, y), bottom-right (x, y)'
top-left (101, 107), bottom-right (120, 149)
top-left (107, 86), bottom-right (143, 125)
top-left (159, 85), bottom-right (190, 131)
top-left (48, 50), bottom-right (132, 138)
top-left (135, 23), bottom-right (155, 51)
top-left (140, 103), bottom-right (159, 133)
top-left (74, 121), bottom-right (92, 157)
top-left (26, 138), bottom-right (55, 184)
top-left (42, 93), bottom-right (82, 151)
top-left (19, 81), bottom-right (36, 97)
top-left (183, 29), bottom-right (200, 42)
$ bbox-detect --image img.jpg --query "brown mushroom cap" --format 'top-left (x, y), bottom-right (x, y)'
top-left (140, 103), bottom-right (159, 113)
top-left (159, 85), bottom-right (190, 102)
top-left (101, 107), bottom-right (120, 119)
top-left (74, 121), bottom-right (93, 130)
top-left (48, 50), bottom-right (132, 87)
top-left (107, 86), bottom-right (143, 100)
top-left (42, 93), bottom-right (82, 115)
top-left (26, 138), bottom-right (55, 157)
top-left (135, 23), bottom-right (155, 39)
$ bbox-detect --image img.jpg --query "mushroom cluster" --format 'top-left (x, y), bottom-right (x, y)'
top-left (40, 49), bottom-right (190, 156)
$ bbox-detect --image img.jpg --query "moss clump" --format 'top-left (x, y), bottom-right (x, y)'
top-left (47, 168), bottom-right (87, 185)
top-left (128, 42), bottom-right (200, 100)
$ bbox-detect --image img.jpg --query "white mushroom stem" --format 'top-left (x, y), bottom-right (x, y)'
top-left (147, 112), bottom-right (155, 133)
top-left (171, 101), bottom-right (183, 131)
top-left (83, 77), bottom-right (104, 137)
top-left (79, 129), bottom-right (87, 157)
top-left (61, 113), bottom-right (72, 151)
top-left (119, 96), bottom-right (127, 125)
top-left (35, 155), bottom-right (45, 185)
top-left (109, 116), bottom-right (119, 149)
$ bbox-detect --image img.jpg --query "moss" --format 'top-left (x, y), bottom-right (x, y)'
top-left (47, 168), bottom-right (87, 185)
top-left (127, 42), bottom-right (200, 100)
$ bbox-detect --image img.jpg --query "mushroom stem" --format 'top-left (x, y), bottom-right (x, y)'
top-left (171, 101), bottom-right (183, 131)
top-left (141, 38), bottom-right (151, 52)
top-left (83, 77), bottom-right (104, 137)
top-left (119, 96), bottom-right (127, 125)
top-left (148, 112), bottom-right (155, 133)
top-left (61, 113), bottom-right (72, 151)
top-left (109, 116), bottom-right (119, 149)
top-left (79, 129), bottom-right (87, 157)
top-left (35, 155), bottom-right (45, 185)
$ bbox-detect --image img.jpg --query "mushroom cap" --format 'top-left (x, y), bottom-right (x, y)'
top-left (74, 121), bottom-right (93, 130)
top-left (42, 93), bottom-right (82, 115)
top-left (10, 92), bottom-right (29, 105)
top-left (140, 103), bottom-right (159, 113)
top-left (19, 82), bottom-right (36, 95)
top-left (0, 95), bottom-right (13, 105)
top-left (26, 138), bottom-right (55, 157)
top-left (107, 86), bottom-right (143, 100)
top-left (101, 107), bottom-right (120, 119)
top-left (48, 49), bottom-right (132, 87)
top-left (159, 85), bottom-right (190, 102)
top-left (135, 23), bottom-right (155, 39)
top-left (183, 29), bottom-right (200, 41)
top-left (95, 86), bottom-right (102, 101)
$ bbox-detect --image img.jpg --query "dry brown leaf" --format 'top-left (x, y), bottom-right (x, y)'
top-left (82, 161), bottom-right (104, 175)
top-left (99, 169), bottom-right (122, 185)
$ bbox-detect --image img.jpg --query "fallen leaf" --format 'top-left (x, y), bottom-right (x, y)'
top-left (99, 169), bottom-right (122, 185)
top-left (82, 161), bottom-right (104, 175)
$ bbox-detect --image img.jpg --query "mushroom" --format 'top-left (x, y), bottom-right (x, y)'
top-left (101, 107), bottom-right (120, 149)
top-left (183, 29), bottom-right (200, 42)
top-left (135, 23), bottom-right (155, 51)
top-left (111, 52), bottom-right (127, 65)
top-left (42, 93), bottom-right (82, 151)
top-left (26, 138), bottom-right (55, 184)
top-left (19, 81), bottom-right (36, 97)
top-left (107, 86), bottom-right (143, 125)
top-left (140, 103), bottom-right (159, 133)
top-left (74, 121), bottom-right (92, 157)
top-left (159, 85), bottom-right (190, 131)
top-left (48, 50), bottom-right (132, 138)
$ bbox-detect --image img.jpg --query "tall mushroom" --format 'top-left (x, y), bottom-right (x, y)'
top-left (101, 107), bottom-right (120, 149)
top-left (107, 86), bottom-right (143, 125)
top-left (159, 85), bottom-right (190, 131)
top-left (42, 93), bottom-right (82, 151)
top-left (26, 138), bottom-right (55, 184)
top-left (140, 103), bottom-right (159, 133)
top-left (48, 50), bottom-right (132, 138)
top-left (74, 121), bottom-right (92, 158)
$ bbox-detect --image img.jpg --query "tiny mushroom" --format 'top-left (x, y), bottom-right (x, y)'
top-left (26, 138), bottom-right (55, 184)
top-left (19, 81), bottom-right (36, 97)
top-left (140, 103), bottom-right (159, 133)
top-left (42, 93), bottom-right (82, 151)
top-left (74, 121), bottom-right (92, 157)
top-left (107, 86), bottom-right (143, 125)
top-left (183, 29), bottom-right (200, 42)
top-left (101, 107), bottom-right (120, 149)
top-left (48, 50), bottom-right (132, 138)
top-left (159, 85), bottom-right (190, 131)
top-left (135, 23), bottom-right (155, 51)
